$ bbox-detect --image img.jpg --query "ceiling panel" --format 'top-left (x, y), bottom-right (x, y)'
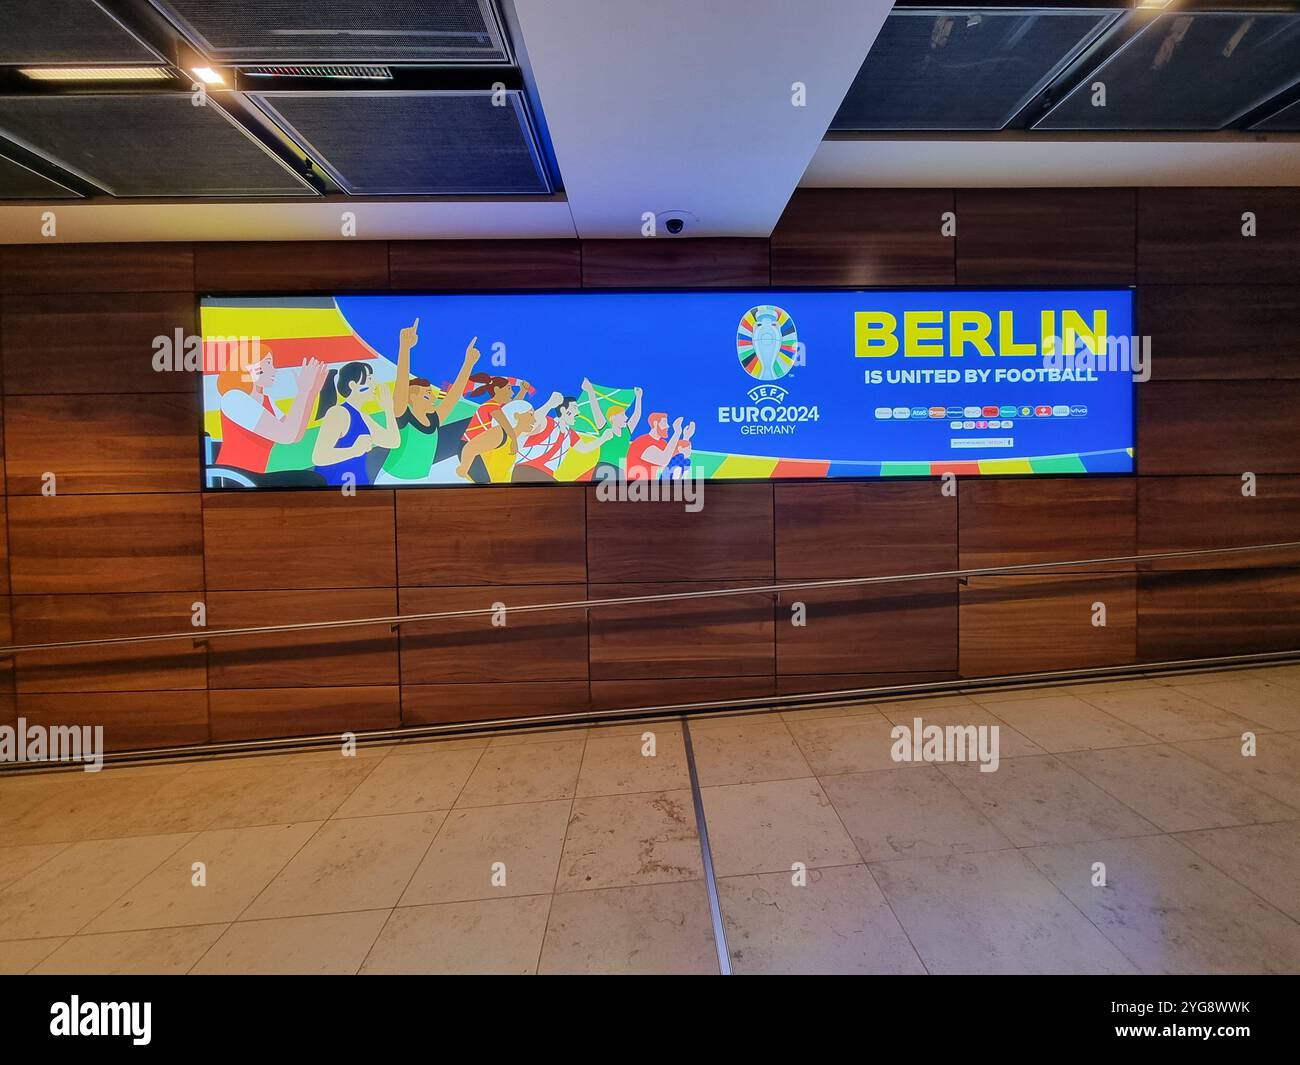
top-left (251, 90), bottom-right (550, 194)
top-left (0, 0), bottom-right (163, 66)
top-left (0, 94), bottom-right (316, 197)
top-left (831, 9), bottom-right (1119, 131)
top-left (151, 0), bottom-right (510, 64)
top-left (1251, 96), bottom-right (1300, 132)
top-left (1037, 12), bottom-right (1300, 131)
top-left (0, 152), bottom-right (81, 199)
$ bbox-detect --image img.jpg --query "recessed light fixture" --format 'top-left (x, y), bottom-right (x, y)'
top-left (191, 66), bottom-right (225, 86)
top-left (20, 67), bottom-right (173, 82)
top-left (1136, 0), bottom-right (1174, 9)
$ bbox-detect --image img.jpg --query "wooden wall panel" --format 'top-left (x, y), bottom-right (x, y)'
top-left (8, 494), bottom-right (203, 594)
top-left (15, 691), bottom-right (209, 751)
top-left (588, 583), bottom-right (773, 680)
top-left (206, 589), bottom-right (398, 688)
top-left (776, 671), bottom-right (958, 697)
top-left (4, 393), bottom-right (198, 494)
top-left (1139, 568), bottom-right (1300, 660)
top-left (395, 487), bottom-right (586, 585)
top-left (591, 676), bottom-right (775, 711)
top-left (775, 481), bottom-right (955, 578)
top-left (776, 579), bottom-right (957, 676)
top-left (959, 574), bottom-right (1137, 677)
top-left (203, 491), bottom-right (396, 590)
top-left (955, 189), bottom-right (1136, 285)
top-left (580, 239), bottom-right (769, 287)
top-left (1139, 286), bottom-right (1300, 380)
top-left (389, 240), bottom-right (581, 289)
top-left (209, 686), bottom-right (399, 742)
top-left (398, 584), bottom-right (588, 683)
top-left (0, 496), bottom-right (8, 596)
top-left (194, 241), bottom-right (389, 292)
top-left (1139, 476), bottom-right (1300, 570)
top-left (770, 188), bottom-right (955, 286)
top-left (12, 593), bottom-right (205, 693)
top-left (402, 681), bottom-right (589, 725)
top-left (1137, 381), bottom-right (1300, 475)
top-left (0, 243), bottom-right (195, 294)
top-left (586, 483), bottom-right (773, 583)
top-left (1137, 188), bottom-right (1300, 285)
top-left (958, 478), bottom-right (1136, 571)
top-left (1, 293), bottom-right (197, 394)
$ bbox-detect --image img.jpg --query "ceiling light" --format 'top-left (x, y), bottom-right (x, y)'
top-left (191, 66), bottom-right (225, 85)
top-left (20, 67), bottom-right (173, 82)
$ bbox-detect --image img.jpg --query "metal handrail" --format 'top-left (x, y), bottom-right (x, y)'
top-left (1, 538), bottom-right (1297, 656)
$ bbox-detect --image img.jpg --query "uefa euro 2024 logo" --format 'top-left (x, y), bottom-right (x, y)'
top-left (737, 305), bottom-right (797, 382)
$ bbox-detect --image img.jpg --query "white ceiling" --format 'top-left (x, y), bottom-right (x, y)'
top-left (804, 133), bottom-right (1300, 188)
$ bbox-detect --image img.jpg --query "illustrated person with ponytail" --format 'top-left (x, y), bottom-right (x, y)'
top-left (311, 361), bottom-right (400, 486)
top-left (384, 319), bottom-right (482, 481)
top-left (456, 372), bottom-right (534, 480)
top-left (214, 351), bottom-right (328, 486)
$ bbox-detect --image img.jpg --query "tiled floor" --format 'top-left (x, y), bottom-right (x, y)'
top-left (2, 664), bottom-right (1299, 974)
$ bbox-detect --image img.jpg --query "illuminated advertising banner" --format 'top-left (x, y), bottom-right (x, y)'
top-left (199, 289), bottom-right (1134, 488)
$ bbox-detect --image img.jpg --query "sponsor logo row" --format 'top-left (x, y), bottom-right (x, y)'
top-left (875, 404), bottom-right (1087, 421)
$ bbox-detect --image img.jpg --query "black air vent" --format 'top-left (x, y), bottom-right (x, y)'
top-left (151, 0), bottom-right (510, 64)
top-left (1037, 12), bottom-right (1300, 130)
top-left (832, 9), bottom-right (1120, 131)
top-left (0, 94), bottom-right (315, 197)
top-left (251, 90), bottom-right (550, 195)
top-left (0, 0), bottom-right (162, 66)
top-left (0, 151), bottom-right (80, 198)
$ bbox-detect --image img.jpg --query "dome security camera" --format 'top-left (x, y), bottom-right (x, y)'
top-left (654, 210), bottom-right (697, 236)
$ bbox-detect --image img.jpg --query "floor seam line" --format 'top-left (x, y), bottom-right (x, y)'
top-left (681, 717), bottom-right (731, 976)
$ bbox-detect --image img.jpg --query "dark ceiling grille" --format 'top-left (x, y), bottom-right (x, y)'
top-left (0, 94), bottom-right (315, 197)
top-left (831, 9), bottom-right (1119, 131)
top-left (1037, 12), bottom-right (1300, 130)
top-left (0, 151), bottom-right (80, 198)
top-left (1251, 97), bottom-right (1300, 132)
top-left (0, 0), bottom-right (163, 66)
top-left (251, 91), bottom-right (549, 195)
top-left (151, 0), bottom-right (509, 64)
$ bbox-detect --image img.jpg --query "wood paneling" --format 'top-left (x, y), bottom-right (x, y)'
top-left (586, 482), bottom-right (773, 583)
top-left (1137, 381), bottom-right (1300, 475)
top-left (0, 496), bottom-right (8, 596)
top-left (4, 393), bottom-right (198, 494)
top-left (959, 574), bottom-right (1137, 677)
top-left (955, 189), bottom-right (1136, 285)
top-left (206, 588), bottom-right (397, 688)
top-left (1, 293), bottom-right (197, 394)
top-left (777, 579), bottom-right (957, 676)
top-left (1139, 476), bottom-right (1300, 570)
top-left (775, 481), bottom-right (955, 578)
top-left (591, 676), bottom-right (775, 711)
top-left (194, 241), bottom-right (389, 292)
top-left (1139, 568), bottom-right (1300, 660)
top-left (580, 239), bottom-right (769, 288)
top-left (203, 491), bottom-right (396, 590)
top-left (8, 494), bottom-right (203, 594)
top-left (771, 188), bottom-right (955, 286)
top-left (0, 243), bottom-right (195, 294)
top-left (402, 681), bottom-right (589, 725)
top-left (958, 478), bottom-right (1136, 571)
top-left (398, 584), bottom-right (588, 683)
top-left (12, 593), bottom-right (205, 693)
top-left (776, 671), bottom-right (958, 697)
top-left (396, 487), bottom-right (586, 585)
top-left (1139, 286), bottom-right (1300, 380)
top-left (209, 686), bottom-right (399, 742)
top-left (588, 583), bottom-right (774, 680)
top-left (1137, 188), bottom-right (1300, 285)
top-left (389, 240), bottom-right (581, 289)
top-left (15, 691), bottom-right (209, 751)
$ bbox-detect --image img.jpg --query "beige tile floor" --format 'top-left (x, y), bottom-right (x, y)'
top-left (1, 664), bottom-right (1298, 974)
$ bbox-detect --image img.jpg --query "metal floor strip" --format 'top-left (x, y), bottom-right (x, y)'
top-left (681, 717), bottom-right (732, 976)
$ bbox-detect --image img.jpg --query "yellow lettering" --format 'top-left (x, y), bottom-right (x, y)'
top-left (948, 311), bottom-right (994, 357)
top-left (854, 311), bottom-right (898, 358)
top-left (904, 310), bottom-right (944, 357)
top-left (1000, 310), bottom-right (1037, 356)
